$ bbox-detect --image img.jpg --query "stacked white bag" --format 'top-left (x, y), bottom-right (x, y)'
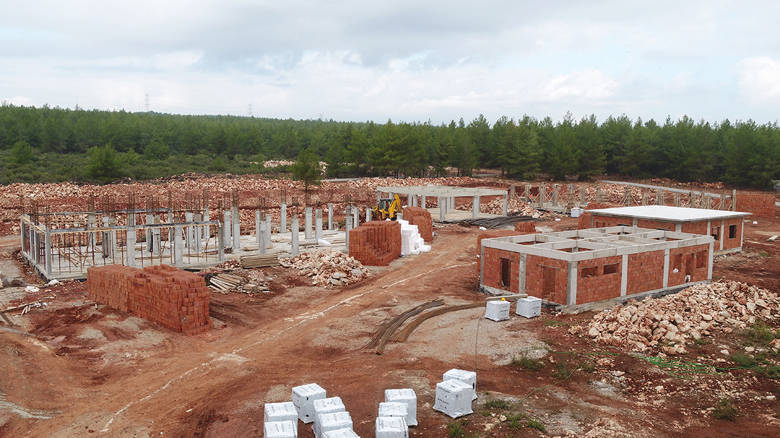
top-left (397, 219), bottom-right (430, 256)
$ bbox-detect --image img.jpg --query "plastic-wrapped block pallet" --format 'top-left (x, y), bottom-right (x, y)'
top-left (443, 369), bottom-right (477, 400)
top-left (377, 402), bottom-right (407, 420)
top-left (433, 379), bottom-right (473, 418)
top-left (292, 383), bottom-right (326, 424)
top-left (384, 389), bottom-right (417, 426)
top-left (313, 397), bottom-right (346, 436)
top-left (516, 296), bottom-right (541, 318)
top-left (323, 428), bottom-right (360, 438)
top-left (484, 299), bottom-right (511, 322)
top-left (315, 411), bottom-right (353, 438)
top-left (264, 420), bottom-right (297, 438)
top-left (264, 401), bottom-right (298, 423)
top-left (375, 416), bottom-right (409, 438)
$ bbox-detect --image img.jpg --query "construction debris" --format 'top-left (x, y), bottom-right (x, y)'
top-left (570, 281), bottom-right (779, 355)
top-left (207, 269), bottom-right (271, 294)
top-left (279, 250), bottom-right (368, 287)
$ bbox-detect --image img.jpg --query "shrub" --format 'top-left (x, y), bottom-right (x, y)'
top-left (711, 398), bottom-right (737, 421)
top-left (483, 398), bottom-right (511, 410)
top-left (553, 361), bottom-right (573, 380)
top-left (511, 355), bottom-right (544, 371)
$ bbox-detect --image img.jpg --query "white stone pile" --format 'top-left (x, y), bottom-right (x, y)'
top-left (570, 281), bottom-right (779, 355)
top-left (280, 250), bottom-right (369, 287)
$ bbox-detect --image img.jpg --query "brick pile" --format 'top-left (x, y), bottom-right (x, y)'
top-left (736, 191), bottom-right (775, 218)
top-left (402, 207), bottom-right (433, 242)
top-left (348, 221), bottom-right (402, 266)
top-left (87, 264), bottom-right (211, 335)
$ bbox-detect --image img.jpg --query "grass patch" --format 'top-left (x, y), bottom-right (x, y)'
top-left (758, 251), bottom-right (769, 257)
top-left (712, 398), bottom-right (737, 421)
top-left (553, 361), bottom-right (573, 380)
top-left (483, 398), bottom-right (511, 410)
top-left (447, 420), bottom-right (477, 438)
top-left (744, 321), bottom-right (777, 346)
top-left (504, 413), bottom-right (546, 433)
top-left (730, 352), bottom-right (757, 368)
top-left (526, 418), bottom-right (546, 432)
top-left (693, 336), bottom-right (712, 346)
top-left (511, 355), bottom-right (544, 371)
top-left (579, 360), bottom-right (596, 373)
top-left (544, 319), bottom-right (568, 327)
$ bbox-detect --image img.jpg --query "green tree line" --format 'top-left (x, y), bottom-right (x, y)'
top-left (0, 104), bottom-right (777, 188)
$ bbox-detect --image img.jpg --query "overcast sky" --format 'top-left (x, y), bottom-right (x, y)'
top-left (1, 0), bottom-right (779, 124)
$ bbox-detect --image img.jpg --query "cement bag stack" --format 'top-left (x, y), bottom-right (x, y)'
top-left (443, 369), bottom-right (477, 400)
top-left (375, 416), bottom-right (408, 438)
top-left (323, 429), bottom-right (360, 438)
top-left (264, 401), bottom-right (299, 438)
top-left (516, 296), bottom-right (541, 318)
top-left (313, 397), bottom-right (347, 438)
top-left (384, 389), bottom-right (417, 426)
top-left (397, 219), bottom-right (429, 256)
top-left (432, 379), bottom-right (473, 418)
top-left (264, 420), bottom-right (298, 438)
top-left (484, 298), bottom-right (511, 321)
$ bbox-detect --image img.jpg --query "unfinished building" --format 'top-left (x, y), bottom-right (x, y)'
top-left (479, 227), bottom-right (714, 307)
top-left (583, 206), bottom-right (750, 254)
top-left (375, 185), bottom-right (508, 222)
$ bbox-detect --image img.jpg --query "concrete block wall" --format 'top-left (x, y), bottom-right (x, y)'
top-left (348, 221), bottom-right (402, 266)
top-left (736, 192), bottom-right (775, 218)
top-left (402, 207), bottom-right (433, 242)
top-left (87, 264), bottom-right (211, 335)
top-left (576, 255), bottom-right (622, 304)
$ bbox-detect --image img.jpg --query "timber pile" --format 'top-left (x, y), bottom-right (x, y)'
top-left (240, 253), bottom-right (280, 268)
top-left (207, 269), bottom-right (271, 294)
top-left (279, 250), bottom-right (368, 287)
top-left (570, 281), bottom-right (779, 355)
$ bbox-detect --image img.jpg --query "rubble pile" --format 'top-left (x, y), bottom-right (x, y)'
top-left (280, 250), bottom-right (369, 287)
top-left (456, 197), bottom-right (539, 217)
top-left (570, 281), bottom-right (779, 355)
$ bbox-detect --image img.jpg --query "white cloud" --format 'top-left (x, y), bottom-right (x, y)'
top-left (738, 56), bottom-right (780, 103)
top-left (539, 70), bottom-right (619, 101)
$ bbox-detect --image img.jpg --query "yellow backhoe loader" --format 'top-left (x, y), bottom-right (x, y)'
top-left (373, 194), bottom-right (401, 220)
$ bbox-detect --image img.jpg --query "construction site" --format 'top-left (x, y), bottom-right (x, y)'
top-left (0, 175), bottom-right (778, 437)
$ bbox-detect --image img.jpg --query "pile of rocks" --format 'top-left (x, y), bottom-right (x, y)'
top-left (280, 250), bottom-right (369, 287)
top-left (570, 281), bottom-right (779, 355)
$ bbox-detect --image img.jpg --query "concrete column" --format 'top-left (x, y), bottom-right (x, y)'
top-left (524, 184), bottom-right (531, 202)
top-left (502, 193), bottom-right (508, 216)
top-left (731, 189), bottom-right (737, 211)
top-left (739, 220), bottom-right (744, 249)
top-left (566, 261), bottom-right (578, 306)
top-left (353, 208), bottom-right (359, 226)
top-left (255, 210), bottom-right (262, 249)
top-left (620, 254), bottom-right (628, 297)
top-left (102, 217), bottom-right (112, 258)
top-left (217, 221), bottom-right (224, 261)
top-left (705, 195), bottom-right (712, 209)
top-left (707, 241), bottom-right (714, 280)
top-left (720, 219), bottom-right (725, 251)
top-left (472, 195), bottom-right (480, 219)
top-left (438, 197), bottom-right (446, 222)
top-left (280, 203), bottom-right (287, 233)
top-left (223, 210), bottom-right (232, 248)
top-left (257, 221), bottom-right (266, 255)
top-left (152, 221), bottom-right (161, 257)
top-left (366, 208), bottom-right (372, 222)
top-left (145, 214), bottom-right (153, 250)
top-left (674, 193), bottom-right (680, 206)
top-left (194, 213), bottom-right (202, 252)
top-left (706, 220), bottom-right (711, 237)
top-left (327, 203), bottom-right (333, 230)
top-left (232, 206), bottom-right (240, 250)
top-left (202, 208), bottom-right (210, 240)
top-left (719, 193), bottom-right (726, 210)
top-left (450, 197), bottom-right (455, 210)
top-left (265, 213), bottom-right (272, 249)
top-left (185, 212), bottom-right (194, 248)
top-left (44, 229), bottom-right (52, 277)
top-left (510, 184), bottom-right (516, 198)
top-left (663, 248), bottom-right (670, 288)
top-left (19, 219), bottom-right (25, 258)
top-left (88, 213), bottom-right (96, 251)
top-left (675, 223), bottom-right (682, 232)
top-left (345, 214), bottom-right (352, 253)
top-left (421, 195), bottom-right (426, 208)
top-left (304, 207), bottom-right (313, 240)
top-left (127, 226), bottom-right (136, 267)
top-left (657, 190), bottom-right (664, 205)
top-left (518, 254), bottom-right (526, 294)
top-left (167, 209), bottom-right (173, 245)
top-left (315, 209), bottom-right (323, 242)
top-left (173, 224), bottom-right (184, 266)
top-left (291, 217), bottom-right (299, 255)
top-left (552, 185), bottom-right (560, 206)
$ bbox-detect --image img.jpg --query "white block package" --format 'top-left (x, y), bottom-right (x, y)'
top-left (264, 420), bottom-right (297, 438)
top-left (292, 383), bottom-right (327, 423)
top-left (516, 296), bottom-right (542, 318)
top-left (484, 299), bottom-right (511, 322)
top-left (264, 401), bottom-right (298, 423)
top-left (433, 379), bottom-right (473, 418)
top-left (375, 416), bottom-right (409, 438)
top-left (397, 219), bottom-right (427, 256)
top-left (384, 388), bottom-right (417, 426)
top-left (315, 411), bottom-right (353, 438)
top-left (443, 368), bottom-right (477, 400)
top-left (377, 402), bottom-right (407, 419)
top-left (313, 396), bottom-right (346, 436)
top-left (323, 429), bottom-right (361, 438)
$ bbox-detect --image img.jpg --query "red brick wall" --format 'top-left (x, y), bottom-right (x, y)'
top-left (525, 255), bottom-right (568, 304)
top-left (87, 264), bottom-right (211, 335)
top-left (591, 215), bottom-right (633, 228)
top-left (513, 221), bottom-right (536, 233)
top-left (636, 219), bottom-right (675, 231)
top-left (348, 221), bottom-right (402, 266)
top-left (736, 192), bottom-right (774, 218)
top-left (482, 247), bottom-right (522, 293)
top-left (402, 207), bottom-right (433, 242)
top-left (668, 244), bottom-right (710, 286)
top-left (577, 213), bottom-right (592, 229)
top-left (576, 256), bottom-right (622, 304)
top-left (723, 218), bottom-right (743, 250)
top-left (627, 250), bottom-right (664, 294)
top-left (681, 220), bottom-right (707, 235)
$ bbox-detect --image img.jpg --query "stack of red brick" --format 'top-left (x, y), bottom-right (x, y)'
top-left (87, 264), bottom-right (211, 335)
top-left (348, 221), bottom-right (401, 266)
top-left (402, 207), bottom-right (433, 242)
